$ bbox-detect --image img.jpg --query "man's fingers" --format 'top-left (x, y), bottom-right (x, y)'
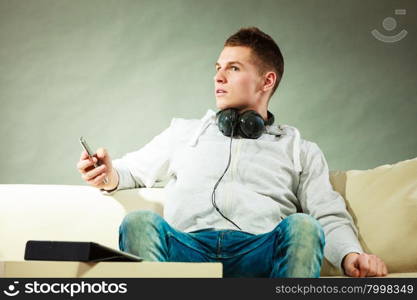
top-left (352, 253), bottom-right (388, 278)
top-left (378, 258), bottom-right (388, 277)
top-left (344, 260), bottom-right (360, 277)
top-left (77, 157), bottom-right (97, 172)
top-left (96, 147), bottom-right (107, 160)
top-left (80, 150), bottom-right (89, 160)
top-left (349, 268), bottom-right (360, 277)
top-left (367, 256), bottom-right (378, 276)
top-left (374, 257), bottom-right (382, 277)
top-left (82, 165), bottom-right (106, 181)
top-left (377, 259), bottom-right (385, 277)
top-left (383, 262), bottom-right (388, 276)
top-left (87, 172), bottom-right (107, 187)
top-left (358, 254), bottom-right (370, 277)
top-left (77, 158), bottom-right (96, 171)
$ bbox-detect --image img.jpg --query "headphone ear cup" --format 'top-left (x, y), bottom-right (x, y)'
top-left (216, 108), bottom-right (239, 137)
top-left (238, 110), bottom-right (265, 139)
top-left (265, 110), bottom-right (275, 126)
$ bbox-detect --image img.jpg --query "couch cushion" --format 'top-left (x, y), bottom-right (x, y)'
top-left (325, 157), bottom-right (417, 275)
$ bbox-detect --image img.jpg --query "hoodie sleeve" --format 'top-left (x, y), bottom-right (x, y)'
top-left (101, 118), bottom-right (178, 195)
top-left (296, 140), bottom-right (363, 272)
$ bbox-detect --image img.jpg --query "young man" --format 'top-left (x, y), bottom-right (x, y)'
top-left (77, 27), bottom-right (387, 277)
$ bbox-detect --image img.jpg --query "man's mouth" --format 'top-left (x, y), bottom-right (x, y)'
top-left (216, 89), bottom-right (227, 95)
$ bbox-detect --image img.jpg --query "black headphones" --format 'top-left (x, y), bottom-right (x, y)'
top-left (211, 107), bottom-right (276, 231)
top-left (216, 108), bottom-right (275, 139)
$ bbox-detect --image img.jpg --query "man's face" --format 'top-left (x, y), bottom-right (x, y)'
top-left (214, 46), bottom-right (264, 111)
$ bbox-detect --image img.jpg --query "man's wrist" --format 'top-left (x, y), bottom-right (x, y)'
top-left (103, 168), bottom-right (119, 192)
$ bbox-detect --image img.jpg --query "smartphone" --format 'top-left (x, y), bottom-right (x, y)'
top-left (79, 136), bottom-right (108, 184)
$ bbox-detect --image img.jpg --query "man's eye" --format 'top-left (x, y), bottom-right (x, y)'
top-left (215, 66), bottom-right (239, 72)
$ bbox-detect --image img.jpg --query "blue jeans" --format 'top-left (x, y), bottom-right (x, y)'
top-left (119, 211), bottom-right (325, 278)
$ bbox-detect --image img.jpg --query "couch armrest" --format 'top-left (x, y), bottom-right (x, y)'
top-left (0, 184), bottom-right (165, 261)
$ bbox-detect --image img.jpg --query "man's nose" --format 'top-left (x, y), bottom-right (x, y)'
top-left (214, 70), bottom-right (226, 83)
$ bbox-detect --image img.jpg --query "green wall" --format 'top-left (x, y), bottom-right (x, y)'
top-left (1, 0), bottom-right (416, 185)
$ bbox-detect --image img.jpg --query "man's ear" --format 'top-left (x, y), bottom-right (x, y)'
top-left (261, 71), bottom-right (276, 93)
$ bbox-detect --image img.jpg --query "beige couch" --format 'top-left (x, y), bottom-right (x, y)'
top-left (0, 156), bottom-right (416, 277)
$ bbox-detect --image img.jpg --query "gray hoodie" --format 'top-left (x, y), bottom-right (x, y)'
top-left (105, 109), bottom-right (363, 272)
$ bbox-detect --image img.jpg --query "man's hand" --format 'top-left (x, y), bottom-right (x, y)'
top-left (76, 148), bottom-right (119, 191)
top-left (343, 252), bottom-right (388, 277)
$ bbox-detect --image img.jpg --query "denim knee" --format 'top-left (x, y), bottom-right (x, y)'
top-left (118, 210), bottom-right (169, 259)
top-left (279, 213), bottom-right (325, 244)
top-left (119, 210), bottom-right (165, 233)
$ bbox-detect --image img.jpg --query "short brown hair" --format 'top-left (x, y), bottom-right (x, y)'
top-left (224, 27), bottom-right (284, 99)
